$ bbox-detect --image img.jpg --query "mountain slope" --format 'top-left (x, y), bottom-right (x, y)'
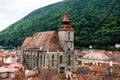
top-left (0, 0), bottom-right (120, 50)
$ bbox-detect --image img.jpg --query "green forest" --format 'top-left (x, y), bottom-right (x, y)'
top-left (0, 0), bottom-right (120, 50)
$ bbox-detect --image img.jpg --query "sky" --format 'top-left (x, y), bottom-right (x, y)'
top-left (0, 0), bottom-right (63, 31)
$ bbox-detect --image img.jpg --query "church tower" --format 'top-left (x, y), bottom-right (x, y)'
top-left (58, 13), bottom-right (74, 52)
top-left (58, 13), bottom-right (74, 72)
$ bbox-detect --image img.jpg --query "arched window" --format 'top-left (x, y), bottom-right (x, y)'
top-left (44, 55), bottom-right (45, 67)
top-left (60, 55), bottom-right (63, 64)
top-left (40, 55), bottom-right (42, 67)
top-left (68, 55), bottom-right (71, 66)
top-left (52, 55), bottom-right (54, 67)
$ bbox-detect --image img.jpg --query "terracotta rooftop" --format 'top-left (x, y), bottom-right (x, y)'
top-left (75, 67), bottom-right (90, 75)
top-left (21, 31), bottom-right (64, 52)
top-left (13, 70), bottom-right (27, 80)
top-left (75, 50), bottom-right (84, 58)
top-left (31, 77), bottom-right (42, 80)
top-left (0, 52), bottom-right (4, 57)
top-left (21, 37), bottom-right (32, 49)
top-left (0, 60), bottom-right (10, 67)
top-left (27, 68), bottom-right (58, 80)
top-left (87, 50), bottom-right (120, 63)
top-left (82, 52), bottom-right (110, 61)
top-left (59, 73), bottom-right (66, 79)
top-left (0, 64), bottom-right (22, 73)
top-left (89, 66), bottom-right (107, 73)
top-left (4, 78), bottom-right (13, 80)
top-left (0, 69), bottom-right (26, 80)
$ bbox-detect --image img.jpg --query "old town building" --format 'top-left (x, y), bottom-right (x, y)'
top-left (21, 13), bottom-right (75, 73)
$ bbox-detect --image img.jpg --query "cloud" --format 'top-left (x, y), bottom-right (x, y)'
top-left (0, 0), bottom-right (63, 31)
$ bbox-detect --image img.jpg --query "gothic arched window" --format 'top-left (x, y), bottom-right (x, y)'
top-left (40, 55), bottom-right (42, 67)
top-left (60, 55), bottom-right (63, 64)
top-left (68, 55), bottom-right (71, 66)
top-left (44, 55), bottom-right (45, 67)
top-left (52, 55), bottom-right (54, 67)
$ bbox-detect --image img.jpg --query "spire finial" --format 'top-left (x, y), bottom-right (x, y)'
top-left (62, 12), bottom-right (69, 22)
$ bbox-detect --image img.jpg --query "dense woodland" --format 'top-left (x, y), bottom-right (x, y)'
top-left (0, 0), bottom-right (120, 50)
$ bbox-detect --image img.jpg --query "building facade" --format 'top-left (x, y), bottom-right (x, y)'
top-left (21, 13), bottom-right (74, 73)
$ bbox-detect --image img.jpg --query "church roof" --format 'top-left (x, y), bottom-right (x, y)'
top-left (21, 31), bottom-right (64, 52)
top-left (21, 37), bottom-right (32, 49)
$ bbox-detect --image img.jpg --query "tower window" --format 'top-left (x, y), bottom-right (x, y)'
top-left (68, 32), bottom-right (70, 40)
top-left (68, 48), bottom-right (70, 51)
top-left (60, 55), bottom-right (63, 64)
top-left (68, 55), bottom-right (71, 66)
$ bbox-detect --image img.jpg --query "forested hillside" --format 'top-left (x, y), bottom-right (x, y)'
top-left (0, 0), bottom-right (120, 50)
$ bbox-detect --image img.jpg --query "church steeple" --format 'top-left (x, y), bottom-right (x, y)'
top-left (58, 13), bottom-right (75, 72)
top-left (59, 13), bottom-right (74, 31)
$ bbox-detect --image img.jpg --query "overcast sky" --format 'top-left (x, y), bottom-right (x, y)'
top-left (0, 0), bottom-right (63, 31)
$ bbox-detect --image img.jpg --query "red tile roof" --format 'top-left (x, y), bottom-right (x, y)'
top-left (59, 73), bottom-right (66, 79)
top-left (27, 68), bottom-right (58, 80)
top-left (0, 52), bottom-right (4, 57)
top-left (13, 70), bottom-right (27, 80)
top-left (0, 60), bottom-right (10, 67)
top-left (32, 77), bottom-right (42, 80)
top-left (82, 52), bottom-right (110, 61)
top-left (4, 78), bottom-right (13, 80)
top-left (21, 31), bottom-right (64, 52)
top-left (21, 37), bottom-right (32, 49)
top-left (89, 66), bottom-right (107, 73)
top-left (0, 64), bottom-right (22, 73)
top-left (75, 67), bottom-right (90, 75)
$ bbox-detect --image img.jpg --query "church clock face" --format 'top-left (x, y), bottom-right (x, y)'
top-left (67, 42), bottom-right (72, 48)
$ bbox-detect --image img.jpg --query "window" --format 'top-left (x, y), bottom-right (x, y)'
top-left (44, 55), bottom-right (45, 67)
top-left (52, 55), bottom-right (54, 67)
top-left (68, 48), bottom-right (70, 51)
top-left (40, 55), bottom-right (42, 67)
top-left (68, 32), bottom-right (70, 40)
top-left (60, 55), bottom-right (63, 64)
top-left (68, 55), bottom-right (71, 66)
